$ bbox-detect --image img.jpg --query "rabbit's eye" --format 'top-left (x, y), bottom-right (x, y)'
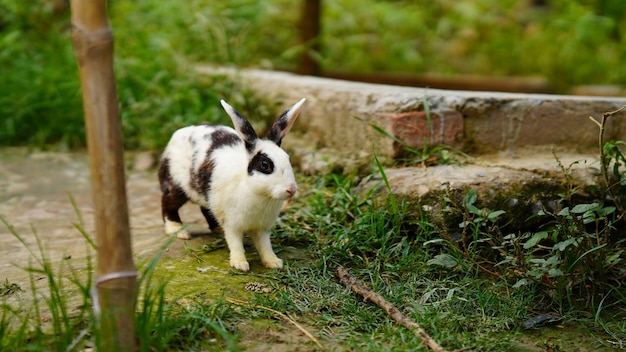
top-left (248, 152), bottom-right (274, 175)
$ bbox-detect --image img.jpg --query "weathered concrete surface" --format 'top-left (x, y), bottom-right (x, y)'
top-left (358, 148), bottom-right (603, 231)
top-left (365, 148), bottom-right (601, 197)
top-left (199, 67), bottom-right (626, 158)
top-left (0, 150), bottom-right (159, 283)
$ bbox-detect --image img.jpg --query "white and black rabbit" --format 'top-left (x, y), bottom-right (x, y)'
top-left (158, 98), bottom-right (306, 271)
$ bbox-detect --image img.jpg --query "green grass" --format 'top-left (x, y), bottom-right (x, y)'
top-left (267, 175), bottom-right (529, 350)
top-left (261, 169), bottom-right (624, 350)
top-left (1, 169), bottom-right (624, 350)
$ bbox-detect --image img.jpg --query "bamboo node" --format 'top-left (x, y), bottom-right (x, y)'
top-left (90, 271), bottom-right (139, 318)
top-left (71, 26), bottom-right (114, 64)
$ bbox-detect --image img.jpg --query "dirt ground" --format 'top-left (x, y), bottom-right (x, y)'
top-left (0, 149), bottom-right (169, 283)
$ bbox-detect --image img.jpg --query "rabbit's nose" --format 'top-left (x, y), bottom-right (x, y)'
top-left (286, 184), bottom-right (297, 198)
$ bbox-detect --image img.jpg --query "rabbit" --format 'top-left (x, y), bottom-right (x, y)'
top-left (158, 98), bottom-right (306, 271)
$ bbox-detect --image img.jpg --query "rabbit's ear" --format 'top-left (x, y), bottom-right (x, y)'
top-left (221, 100), bottom-right (258, 151)
top-left (266, 98), bottom-right (306, 146)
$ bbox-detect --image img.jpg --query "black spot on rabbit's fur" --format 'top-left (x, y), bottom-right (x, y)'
top-left (191, 158), bottom-right (214, 196)
top-left (190, 129), bottom-right (241, 196)
top-left (248, 152), bottom-right (275, 175)
top-left (211, 128), bottom-right (242, 149)
top-left (188, 135), bottom-right (197, 148)
top-left (190, 149), bottom-right (203, 193)
top-left (158, 158), bottom-right (172, 194)
top-left (158, 158), bottom-right (189, 224)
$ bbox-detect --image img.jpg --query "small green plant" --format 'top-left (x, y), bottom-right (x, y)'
top-left (523, 202), bottom-right (620, 283)
top-left (422, 187), bottom-right (514, 282)
top-left (0, 216), bottom-right (94, 350)
top-left (458, 188), bottom-right (506, 254)
top-left (603, 140), bottom-right (626, 187)
top-left (0, 279), bottom-right (21, 297)
top-left (589, 103), bottom-right (626, 217)
top-left (430, 176), bottom-right (625, 304)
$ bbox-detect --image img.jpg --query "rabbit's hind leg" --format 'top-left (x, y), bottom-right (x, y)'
top-left (160, 186), bottom-right (190, 240)
top-left (159, 158), bottom-right (191, 239)
top-left (200, 206), bottom-right (221, 232)
top-left (162, 191), bottom-right (190, 239)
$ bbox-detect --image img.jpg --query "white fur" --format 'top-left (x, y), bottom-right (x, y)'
top-left (160, 99), bottom-right (305, 271)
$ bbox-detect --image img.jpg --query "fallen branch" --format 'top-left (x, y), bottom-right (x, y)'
top-left (226, 297), bottom-right (325, 350)
top-left (335, 266), bottom-right (448, 352)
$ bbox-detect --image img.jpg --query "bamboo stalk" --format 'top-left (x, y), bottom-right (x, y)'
top-left (336, 267), bottom-right (448, 352)
top-left (70, 1), bottom-right (137, 351)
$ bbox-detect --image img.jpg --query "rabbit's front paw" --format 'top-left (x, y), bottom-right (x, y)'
top-left (263, 257), bottom-right (283, 269)
top-left (230, 258), bottom-right (250, 272)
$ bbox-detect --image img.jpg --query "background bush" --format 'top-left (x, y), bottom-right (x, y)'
top-left (1, 0), bottom-right (625, 149)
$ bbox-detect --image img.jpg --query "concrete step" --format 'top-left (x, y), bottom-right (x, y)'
top-left (357, 148), bottom-right (609, 233)
top-left (198, 66), bottom-right (626, 158)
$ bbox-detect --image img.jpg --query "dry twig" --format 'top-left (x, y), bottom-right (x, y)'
top-left (588, 103), bottom-right (626, 216)
top-left (226, 297), bottom-right (325, 350)
top-left (335, 266), bottom-right (448, 352)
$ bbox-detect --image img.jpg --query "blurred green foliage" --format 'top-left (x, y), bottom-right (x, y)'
top-left (0, 0), bottom-right (251, 149)
top-left (319, 0), bottom-right (626, 92)
top-left (1, 0), bottom-right (625, 149)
